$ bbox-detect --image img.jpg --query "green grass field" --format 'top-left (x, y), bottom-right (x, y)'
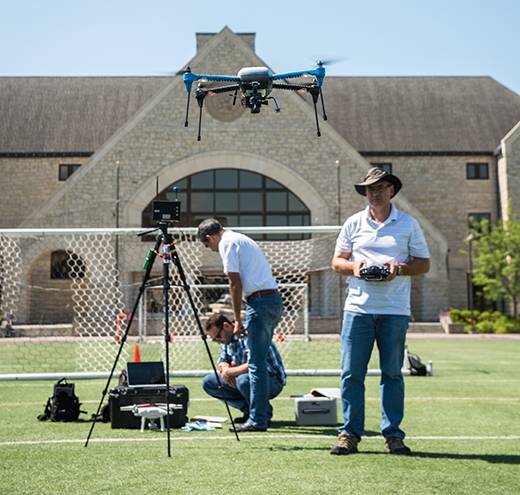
top-left (1, 338), bottom-right (519, 494)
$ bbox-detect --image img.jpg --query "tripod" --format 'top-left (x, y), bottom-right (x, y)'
top-left (85, 223), bottom-right (239, 456)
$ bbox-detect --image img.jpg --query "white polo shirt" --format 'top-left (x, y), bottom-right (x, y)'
top-left (335, 205), bottom-right (430, 316)
top-left (219, 230), bottom-right (278, 297)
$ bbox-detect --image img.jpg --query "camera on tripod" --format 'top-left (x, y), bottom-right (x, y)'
top-left (359, 265), bottom-right (391, 281)
top-left (152, 187), bottom-right (181, 223)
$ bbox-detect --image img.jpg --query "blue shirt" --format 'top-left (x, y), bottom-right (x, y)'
top-left (218, 335), bottom-right (286, 384)
top-left (335, 204), bottom-right (430, 316)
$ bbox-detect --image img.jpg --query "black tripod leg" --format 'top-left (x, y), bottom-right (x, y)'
top-left (184, 92), bottom-right (191, 127)
top-left (319, 87), bottom-right (328, 121)
top-left (170, 245), bottom-right (240, 441)
top-left (161, 240), bottom-right (173, 457)
top-left (85, 235), bottom-right (162, 448)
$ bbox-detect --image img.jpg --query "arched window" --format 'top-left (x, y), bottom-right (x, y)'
top-left (142, 169), bottom-right (310, 239)
top-left (50, 251), bottom-right (85, 279)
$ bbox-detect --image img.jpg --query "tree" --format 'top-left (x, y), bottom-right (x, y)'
top-left (470, 215), bottom-right (520, 318)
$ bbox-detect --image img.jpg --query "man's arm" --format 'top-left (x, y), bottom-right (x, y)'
top-left (332, 252), bottom-right (365, 278)
top-left (218, 361), bottom-right (248, 388)
top-left (227, 272), bottom-right (244, 334)
top-left (398, 257), bottom-right (430, 276)
top-left (385, 257), bottom-right (430, 281)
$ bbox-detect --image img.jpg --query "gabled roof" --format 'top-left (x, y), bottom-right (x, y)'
top-left (0, 77), bottom-right (170, 154)
top-left (1, 75), bottom-right (519, 155)
top-left (322, 76), bottom-right (520, 154)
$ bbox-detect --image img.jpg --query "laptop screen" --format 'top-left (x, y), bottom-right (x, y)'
top-left (126, 361), bottom-right (166, 387)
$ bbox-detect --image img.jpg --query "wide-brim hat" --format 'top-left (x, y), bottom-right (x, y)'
top-left (354, 167), bottom-right (402, 197)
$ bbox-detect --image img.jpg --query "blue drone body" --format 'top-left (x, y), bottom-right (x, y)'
top-left (182, 62), bottom-right (328, 141)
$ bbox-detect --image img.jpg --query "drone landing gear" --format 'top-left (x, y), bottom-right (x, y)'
top-left (186, 83), bottom-right (241, 141)
top-left (184, 91), bottom-right (191, 128)
top-left (272, 82), bottom-right (328, 137)
top-left (268, 96), bottom-right (280, 113)
top-left (309, 86), bottom-right (322, 137)
top-left (195, 89), bottom-right (206, 142)
top-left (319, 87), bottom-right (328, 121)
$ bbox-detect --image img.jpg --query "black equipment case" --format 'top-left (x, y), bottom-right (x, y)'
top-left (109, 385), bottom-right (189, 429)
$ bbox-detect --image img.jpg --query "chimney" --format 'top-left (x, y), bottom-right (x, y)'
top-left (196, 31), bottom-right (255, 53)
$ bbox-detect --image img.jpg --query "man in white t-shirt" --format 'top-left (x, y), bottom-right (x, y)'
top-left (330, 167), bottom-right (430, 456)
top-left (198, 218), bottom-right (283, 432)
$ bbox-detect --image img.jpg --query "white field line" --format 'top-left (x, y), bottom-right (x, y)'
top-left (2, 396), bottom-right (520, 408)
top-left (1, 434), bottom-right (520, 448)
top-left (2, 377), bottom-right (520, 388)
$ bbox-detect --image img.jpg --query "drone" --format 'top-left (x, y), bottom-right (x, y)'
top-left (120, 402), bottom-right (183, 432)
top-left (182, 62), bottom-right (328, 141)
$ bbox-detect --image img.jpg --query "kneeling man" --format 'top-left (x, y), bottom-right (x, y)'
top-left (202, 314), bottom-right (286, 429)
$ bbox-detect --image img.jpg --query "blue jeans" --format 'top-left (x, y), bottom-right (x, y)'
top-left (339, 311), bottom-right (409, 440)
top-left (202, 371), bottom-right (285, 419)
top-left (245, 292), bottom-right (283, 427)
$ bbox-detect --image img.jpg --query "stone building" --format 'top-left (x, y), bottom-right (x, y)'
top-left (1, 26), bottom-right (520, 326)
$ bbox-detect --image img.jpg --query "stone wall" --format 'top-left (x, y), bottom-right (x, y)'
top-left (0, 156), bottom-right (87, 228)
top-left (367, 154), bottom-right (497, 311)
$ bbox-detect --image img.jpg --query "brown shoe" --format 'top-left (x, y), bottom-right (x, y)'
top-left (384, 437), bottom-right (411, 455)
top-left (330, 433), bottom-right (359, 455)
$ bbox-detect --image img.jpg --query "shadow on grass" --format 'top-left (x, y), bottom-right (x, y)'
top-left (267, 420), bottom-right (338, 436)
top-left (253, 445), bottom-right (520, 462)
top-left (269, 420), bottom-right (379, 435)
top-left (360, 450), bottom-right (520, 465)
top-left (409, 451), bottom-right (520, 465)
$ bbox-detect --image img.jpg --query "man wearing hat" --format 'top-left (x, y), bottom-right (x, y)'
top-left (330, 167), bottom-right (430, 456)
top-left (197, 218), bottom-right (283, 432)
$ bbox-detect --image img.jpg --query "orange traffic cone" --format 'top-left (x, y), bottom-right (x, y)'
top-left (132, 343), bottom-right (141, 362)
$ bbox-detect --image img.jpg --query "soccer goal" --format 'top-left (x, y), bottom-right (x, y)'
top-left (0, 226), bottom-right (348, 379)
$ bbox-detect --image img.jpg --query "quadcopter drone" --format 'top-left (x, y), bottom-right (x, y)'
top-left (182, 62), bottom-right (328, 140)
top-left (120, 402), bottom-right (183, 432)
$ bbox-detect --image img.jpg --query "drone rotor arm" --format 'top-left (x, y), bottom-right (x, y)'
top-left (203, 75), bottom-right (241, 83)
top-left (272, 66), bottom-right (326, 86)
top-left (272, 82), bottom-right (312, 91)
top-left (206, 83), bottom-right (241, 95)
top-left (272, 70), bottom-right (312, 80)
top-left (183, 72), bottom-right (239, 92)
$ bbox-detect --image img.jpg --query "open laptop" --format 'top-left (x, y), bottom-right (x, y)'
top-left (126, 361), bottom-right (166, 388)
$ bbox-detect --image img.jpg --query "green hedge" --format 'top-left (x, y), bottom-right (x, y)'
top-left (449, 309), bottom-right (520, 333)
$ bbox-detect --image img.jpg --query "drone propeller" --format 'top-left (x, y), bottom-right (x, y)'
top-left (313, 57), bottom-right (347, 67)
top-left (158, 69), bottom-right (186, 76)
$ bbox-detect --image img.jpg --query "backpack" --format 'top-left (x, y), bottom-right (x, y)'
top-left (406, 350), bottom-right (427, 376)
top-left (37, 378), bottom-right (86, 422)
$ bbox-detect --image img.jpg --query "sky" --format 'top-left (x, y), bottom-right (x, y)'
top-left (2, 0), bottom-right (520, 94)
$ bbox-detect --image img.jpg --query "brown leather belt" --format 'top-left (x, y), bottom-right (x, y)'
top-left (246, 289), bottom-right (279, 303)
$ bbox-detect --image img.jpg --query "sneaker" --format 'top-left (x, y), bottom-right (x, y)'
top-left (330, 433), bottom-right (359, 455)
top-left (384, 437), bottom-right (411, 455)
top-left (229, 420), bottom-right (267, 432)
